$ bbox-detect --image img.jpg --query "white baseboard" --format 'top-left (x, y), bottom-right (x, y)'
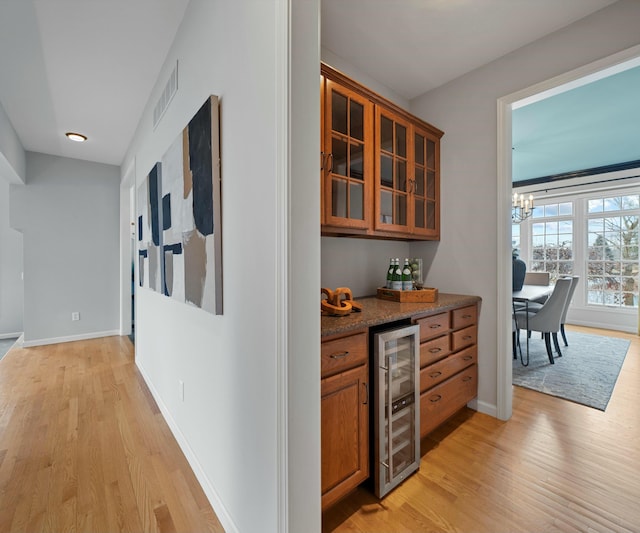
top-left (21, 329), bottom-right (120, 347)
top-left (0, 331), bottom-right (22, 340)
top-left (135, 360), bottom-right (238, 533)
top-left (475, 399), bottom-right (497, 418)
top-left (568, 319), bottom-right (636, 334)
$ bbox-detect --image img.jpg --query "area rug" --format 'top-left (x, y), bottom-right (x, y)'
top-left (512, 331), bottom-right (630, 411)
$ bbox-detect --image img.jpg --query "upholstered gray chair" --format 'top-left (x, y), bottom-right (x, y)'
top-left (514, 277), bottom-right (573, 365)
top-left (559, 275), bottom-right (579, 346)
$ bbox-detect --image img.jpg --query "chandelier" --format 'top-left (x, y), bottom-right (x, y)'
top-left (512, 192), bottom-right (534, 223)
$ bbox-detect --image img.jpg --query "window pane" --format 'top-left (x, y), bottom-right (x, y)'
top-left (559, 202), bottom-right (573, 216)
top-left (532, 223), bottom-right (545, 235)
top-left (622, 195), bottom-right (640, 210)
top-left (588, 199), bottom-right (603, 213)
top-left (588, 218), bottom-right (604, 232)
top-left (604, 197), bottom-right (621, 211)
top-left (532, 206), bottom-right (544, 218)
top-left (558, 220), bottom-right (572, 233)
top-left (544, 204), bottom-right (558, 217)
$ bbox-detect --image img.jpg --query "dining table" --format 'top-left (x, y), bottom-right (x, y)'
top-left (512, 283), bottom-right (554, 365)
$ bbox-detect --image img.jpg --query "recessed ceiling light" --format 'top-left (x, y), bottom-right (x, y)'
top-left (65, 132), bottom-right (87, 142)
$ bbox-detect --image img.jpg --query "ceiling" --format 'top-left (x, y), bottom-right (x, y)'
top-left (0, 0), bottom-right (630, 175)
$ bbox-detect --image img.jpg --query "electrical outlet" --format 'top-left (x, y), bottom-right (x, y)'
top-left (179, 380), bottom-right (184, 401)
top-left (71, 312), bottom-right (80, 321)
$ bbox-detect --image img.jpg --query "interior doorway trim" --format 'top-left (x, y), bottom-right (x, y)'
top-left (119, 158), bottom-right (136, 337)
top-left (496, 43), bottom-right (640, 421)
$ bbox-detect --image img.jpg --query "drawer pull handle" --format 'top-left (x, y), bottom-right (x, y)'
top-left (462, 314), bottom-right (473, 319)
top-left (429, 324), bottom-right (442, 329)
top-left (430, 394), bottom-right (442, 403)
top-left (462, 376), bottom-right (473, 383)
top-left (329, 351), bottom-right (349, 359)
top-left (462, 335), bottom-right (473, 340)
top-left (429, 347), bottom-right (442, 354)
top-left (429, 371), bottom-right (442, 378)
top-left (462, 355), bottom-right (473, 361)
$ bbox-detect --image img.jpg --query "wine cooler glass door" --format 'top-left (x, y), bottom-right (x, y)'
top-left (375, 324), bottom-right (420, 497)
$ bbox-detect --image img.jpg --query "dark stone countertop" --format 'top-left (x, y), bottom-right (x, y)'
top-left (321, 293), bottom-right (481, 338)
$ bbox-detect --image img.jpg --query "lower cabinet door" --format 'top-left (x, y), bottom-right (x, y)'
top-left (321, 363), bottom-right (369, 510)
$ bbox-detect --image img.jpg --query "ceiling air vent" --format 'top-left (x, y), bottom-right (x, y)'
top-left (153, 61), bottom-right (178, 129)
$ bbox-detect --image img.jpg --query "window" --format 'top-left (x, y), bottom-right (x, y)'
top-left (586, 194), bottom-right (639, 307)
top-left (530, 201), bottom-right (573, 282)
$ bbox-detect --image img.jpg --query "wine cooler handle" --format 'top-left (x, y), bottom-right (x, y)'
top-left (362, 382), bottom-right (368, 405)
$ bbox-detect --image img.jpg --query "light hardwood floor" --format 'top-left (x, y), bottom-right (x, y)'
top-left (323, 325), bottom-right (640, 532)
top-left (0, 335), bottom-right (224, 533)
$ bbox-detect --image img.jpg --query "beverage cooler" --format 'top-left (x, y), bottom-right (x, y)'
top-left (373, 324), bottom-right (420, 497)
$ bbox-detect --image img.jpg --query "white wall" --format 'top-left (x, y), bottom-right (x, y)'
top-left (9, 152), bottom-right (120, 345)
top-left (0, 100), bottom-right (25, 184)
top-left (409, 0), bottom-right (640, 412)
top-left (121, 1), bottom-right (320, 532)
top-left (0, 177), bottom-right (23, 337)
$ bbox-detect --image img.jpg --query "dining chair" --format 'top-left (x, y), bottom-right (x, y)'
top-left (513, 277), bottom-right (572, 365)
top-left (559, 275), bottom-right (579, 346)
top-left (524, 272), bottom-right (551, 303)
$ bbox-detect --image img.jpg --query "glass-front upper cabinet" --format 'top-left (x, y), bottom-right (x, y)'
top-left (374, 107), bottom-right (412, 234)
top-left (412, 125), bottom-right (440, 238)
top-left (322, 78), bottom-right (373, 230)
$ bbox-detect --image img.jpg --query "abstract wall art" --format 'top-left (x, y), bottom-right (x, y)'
top-left (137, 95), bottom-right (222, 314)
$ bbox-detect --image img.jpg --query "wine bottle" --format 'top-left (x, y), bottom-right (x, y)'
top-left (391, 258), bottom-right (403, 290)
top-left (402, 258), bottom-right (413, 291)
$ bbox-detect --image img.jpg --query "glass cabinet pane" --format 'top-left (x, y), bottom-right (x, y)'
top-left (332, 137), bottom-right (347, 176)
top-left (350, 142), bottom-right (364, 180)
top-left (414, 167), bottom-right (424, 195)
top-left (395, 194), bottom-right (407, 226)
top-left (381, 116), bottom-right (393, 152)
top-left (332, 178), bottom-right (347, 218)
top-left (427, 170), bottom-right (436, 198)
top-left (350, 101), bottom-right (364, 141)
top-left (350, 182), bottom-right (364, 220)
top-left (331, 92), bottom-right (347, 135)
top-left (415, 198), bottom-right (425, 228)
top-left (380, 155), bottom-right (393, 187)
top-left (415, 134), bottom-right (424, 165)
top-left (426, 201), bottom-right (436, 229)
top-left (396, 161), bottom-right (406, 192)
top-left (427, 139), bottom-right (435, 168)
top-left (380, 190), bottom-right (392, 224)
top-left (396, 124), bottom-right (406, 157)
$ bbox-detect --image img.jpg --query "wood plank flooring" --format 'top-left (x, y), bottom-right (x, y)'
top-left (323, 325), bottom-right (640, 532)
top-left (0, 336), bottom-right (224, 533)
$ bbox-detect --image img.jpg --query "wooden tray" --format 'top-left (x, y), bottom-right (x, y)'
top-left (377, 287), bottom-right (438, 303)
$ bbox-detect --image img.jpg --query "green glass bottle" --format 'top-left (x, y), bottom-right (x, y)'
top-left (391, 258), bottom-right (403, 290)
top-left (386, 258), bottom-right (395, 288)
top-left (402, 258), bottom-right (413, 291)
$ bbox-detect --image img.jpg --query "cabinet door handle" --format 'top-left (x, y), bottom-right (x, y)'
top-left (327, 153), bottom-right (334, 173)
top-left (429, 347), bottom-right (441, 354)
top-left (430, 394), bottom-right (442, 403)
top-left (320, 151), bottom-right (325, 170)
top-left (329, 351), bottom-right (349, 359)
top-left (429, 371), bottom-right (442, 378)
top-left (462, 376), bottom-right (473, 383)
top-left (362, 382), bottom-right (368, 405)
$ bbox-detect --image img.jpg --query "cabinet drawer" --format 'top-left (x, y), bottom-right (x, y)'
top-left (420, 364), bottom-right (477, 437)
top-left (419, 345), bottom-right (477, 393)
top-left (419, 335), bottom-right (450, 368)
top-left (415, 312), bottom-right (450, 342)
top-left (452, 305), bottom-right (477, 330)
top-left (321, 331), bottom-right (368, 378)
top-left (451, 324), bottom-right (477, 352)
